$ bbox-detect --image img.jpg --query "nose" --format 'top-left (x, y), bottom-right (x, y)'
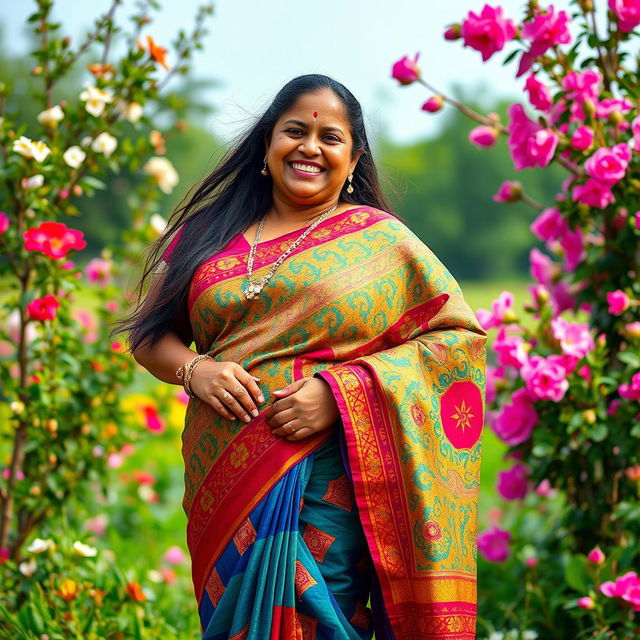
top-left (298, 134), bottom-right (320, 155)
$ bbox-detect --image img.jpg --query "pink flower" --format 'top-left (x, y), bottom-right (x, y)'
top-left (497, 462), bottom-right (529, 501)
top-left (562, 69), bottom-right (602, 104)
top-left (521, 354), bottom-right (569, 402)
top-left (572, 178), bottom-right (615, 209)
top-left (535, 478), bottom-right (558, 498)
top-left (559, 228), bottom-right (585, 272)
top-left (485, 364), bottom-right (500, 404)
top-left (570, 125), bottom-right (594, 151)
top-left (632, 115), bottom-right (640, 149)
top-left (529, 248), bottom-right (558, 287)
top-left (23, 221), bottom-right (86, 260)
top-left (607, 290), bottom-right (630, 315)
top-left (609, 0), bottom-right (640, 32)
top-left (0, 547), bottom-right (9, 564)
top-left (84, 514), bottom-right (108, 537)
top-left (525, 556), bottom-right (539, 568)
top-left (587, 547), bottom-right (606, 565)
top-left (107, 453), bottom-right (124, 469)
top-left (517, 6), bottom-right (571, 76)
top-left (477, 525), bottom-right (511, 562)
top-left (619, 372), bottom-right (640, 401)
top-left (163, 545), bottom-right (187, 565)
top-left (443, 24), bottom-right (461, 40)
top-left (132, 470), bottom-right (156, 485)
top-left (460, 4), bottom-right (516, 62)
top-left (143, 405), bottom-right (165, 432)
top-left (577, 364), bottom-right (592, 383)
top-left (625, 465), bottom-right (640, 481)
top-left (391, 53), bottom-right (421, 85)
top-left (585, 143), bottom-right (632, 185)
top-left (622, 322), bottom-right (640, 338)
top-left (493, 327), bottom-right (529, 368)
top-left (551, 317), bottom-right (595, 359)
top-left (530, 207), bottom-right (569, 242)
top-left (600, 571), bottom-right (640, 611)
top-left (469, 125), bottom-right (499, 148)
top-left (26, 294), bottom-right (60, 322)
top-left (85, 258), bottom-right (112, 286)
top-left (422, 96), bottom-right (444, 113)
top-left (524, 74), bottom-right (552, 111)
top-left (493, 180), bottom-right (523, 203)
top-left (596, 97), bottom-right (634, 119)
top-left (476, 291), bottom-right (517, 330)
top-left (492, 388), bottom-right (538, 446)
top-left (507, 103), bottom-right (558, 169)
top-left (577, 596), bottom-right (595, 609)
top-left (0, 213), bottom-right (9, 234)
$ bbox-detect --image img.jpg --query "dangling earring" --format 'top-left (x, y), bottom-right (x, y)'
top-left (346, 173), bottom-right (354, 194)
top-left (261, 154), bottom-right (269, 176)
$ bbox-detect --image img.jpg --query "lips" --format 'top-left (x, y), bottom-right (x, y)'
top-left (288, 161), bottom-right (325, 172)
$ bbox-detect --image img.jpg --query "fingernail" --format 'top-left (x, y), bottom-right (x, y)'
top-left (253, 376), bottom-right (261, 380)
top-left (251, 409), bottom-right (259, 417)
top-left (244, 414), bottom-right (251, 422)
top-left (258, 395), bottom-right (264, 403)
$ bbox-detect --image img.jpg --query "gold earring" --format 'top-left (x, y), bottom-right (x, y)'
top-left (261, 155), bottom-right (269, 176)
top-left (346, 173), bottom-right (354, 194)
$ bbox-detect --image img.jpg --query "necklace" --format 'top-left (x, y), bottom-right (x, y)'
top-left (243, 203), bottom-right (339, 300)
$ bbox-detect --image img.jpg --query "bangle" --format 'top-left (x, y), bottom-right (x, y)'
top-left (177, 354), bottom-right (213, 398)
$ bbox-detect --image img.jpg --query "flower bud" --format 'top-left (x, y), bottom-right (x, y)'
top-left (577, 596), bottom-right (595, 609)
top-left (29, 485), bottom-right (41, 496)
top-left (587, 547), bottom-right (605, 565)
top-left (625, 465), bottom-right (640, 482)
top-left (422, 96), bottom-right (444, 113)
top-left (443, 24), bottom-right (461, 40)
top-left (582, 99), bottom-right (596, 119)
top-left (583, 410), bottom-right (596, 424)
top-left (525, 556), bottom-right (538, 568)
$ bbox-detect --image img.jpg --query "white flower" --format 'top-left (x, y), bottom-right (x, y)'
top-left (18, 558), bottom-right (37, 576)
top-left (10, 400), bottom-right (25, 415)
top-left (91, 132), bottom-right (117, 158)
top-left (63, 146), bottom-right (86, 169)
top-left (122, 101), bottom-right (143, 123)
top-left (12, 136), bottom-right (51, 162)
top-left (143, 156), bottom-right (179, 194)
top-left (37, 105), bottom-right (64, 127)
top-left (147, 569), bottom-right (164, 583)
top-left (27, 537), bottom-right (56, 554)
top-left (149, 214), bottom-right (167, 237)
top-left (80, 136), bottom-right (93, 148)
top-left (72, 541), bottom-right (98, 557)
top-left (7, 309), bottom-right (37, 344)
top-left (79, 84), bottom-right (114, 117)
top-left (24, 174), bottom-right (44, 189)
top-left (522, 632), bottom-right (538, 640)
top-left (488, 634), bottom-right (505, 640)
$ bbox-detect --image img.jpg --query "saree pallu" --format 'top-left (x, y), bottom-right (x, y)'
top-left (175, 205), bottom-right (487, 639)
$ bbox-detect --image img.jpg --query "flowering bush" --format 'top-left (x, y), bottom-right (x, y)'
top-left (0, 0), bottom-right (213, 635)
top-left (394, 1), bottom-right (640, 637)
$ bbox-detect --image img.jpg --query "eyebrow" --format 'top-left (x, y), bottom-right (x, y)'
top-left (282, 119), bottom-right (345, 135)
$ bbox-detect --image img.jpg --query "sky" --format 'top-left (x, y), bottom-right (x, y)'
top-left (1, 0), bottom-right (572, 146)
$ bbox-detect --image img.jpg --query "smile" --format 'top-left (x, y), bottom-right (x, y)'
top-left (288, 162), bottom-right (325, 176)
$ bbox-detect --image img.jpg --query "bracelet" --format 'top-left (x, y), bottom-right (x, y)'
top-left (177, 354), bottom-right (213, 398)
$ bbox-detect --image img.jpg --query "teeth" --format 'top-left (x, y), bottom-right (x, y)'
top-left (291, 163), bottom-right (322, 173)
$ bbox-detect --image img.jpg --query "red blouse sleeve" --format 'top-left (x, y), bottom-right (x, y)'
top-left (161, 225), bottom-right (184, 263)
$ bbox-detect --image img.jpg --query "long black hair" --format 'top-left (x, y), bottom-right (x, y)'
top-left (113, 73), bottom-right (398, 353)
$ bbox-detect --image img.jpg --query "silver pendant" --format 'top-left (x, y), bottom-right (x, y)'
top-left (244, 281), bottom-right (264, 300)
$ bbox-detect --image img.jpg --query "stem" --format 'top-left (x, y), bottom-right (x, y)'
top-left (38, 3), bottom-right (54, 109)
top-left (521, 193), bottom-right (545, 211)
top-left (100, 0), bottom-right (122, 66)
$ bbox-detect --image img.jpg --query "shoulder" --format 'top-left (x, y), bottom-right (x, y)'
top-left (346, 205), bottom-right (418, 245)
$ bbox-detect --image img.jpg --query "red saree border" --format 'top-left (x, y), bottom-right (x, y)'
top-left (187, 415), bottom-right (331, 603)
top-left (316, 365), bottom-right (477, 639)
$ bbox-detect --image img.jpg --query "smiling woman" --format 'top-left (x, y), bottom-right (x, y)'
top-left (113, 74), bottom-right (487, 640)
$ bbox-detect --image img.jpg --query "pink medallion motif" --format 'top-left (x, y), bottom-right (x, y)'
top-left (439, 380), bottom-right (484, 449)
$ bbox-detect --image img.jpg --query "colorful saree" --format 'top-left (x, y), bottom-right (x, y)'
top-left (164, 205), bottom-right (487, 639)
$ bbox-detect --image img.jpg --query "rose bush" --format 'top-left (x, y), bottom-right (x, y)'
top-left (0, 0), bottom-right (213, 635)
top-left (394, 1), bottom-right (640, 638)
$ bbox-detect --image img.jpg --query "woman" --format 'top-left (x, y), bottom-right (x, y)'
top-left (118, 74), bottom-right (487, 640)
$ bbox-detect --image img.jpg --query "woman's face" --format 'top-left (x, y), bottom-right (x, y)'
top-left (265, 88), bottom-right (363, 207)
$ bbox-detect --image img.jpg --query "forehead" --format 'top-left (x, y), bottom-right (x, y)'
top-left (278, 89), bottom-right (348, 124)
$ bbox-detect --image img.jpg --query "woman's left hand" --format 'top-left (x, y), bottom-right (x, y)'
top-left (265, 377), bottom-right (339, 441)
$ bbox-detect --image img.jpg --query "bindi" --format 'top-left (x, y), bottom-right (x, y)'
top-left (313, 111), bottom-right (318, 122)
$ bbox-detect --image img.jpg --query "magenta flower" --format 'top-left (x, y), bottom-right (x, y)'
top-left (632, 115), bottom-right (640, 149)
top-left (497, 462), bottom-right (529, 501)
top-left (587, 547), bottom-right (606, 565)
top-left (460, 4), bottom-right (516, 62)
top-left (492, 388), bottom-right (538, 446)
top-left (521, 354), bottom-right (569, 402)
top-left (422, 96), bottom-right (444, 113)
top-left (493, 327), bottom-right (528, 369)
top-left (443, 24), bottom-right (461, 41)
top-left (600, 571), bottom-right (640, 611)
top-left (477, 525), bottom-right (511, 562)
top-left (469, 125), bottom-right (498, 148)
top-left (551, 317), bottom-right (595, 360)
top-left (529, 247), bottom-right (558, 287)
top-left (143, 405), bottom-right (166, 432)
top-left (530, 207), bottom-right (569, 243)
top-left (85, 258), bottom-right (112, 286)
top-left (607, 290), bottom-right (630, 315)
top-left (391, 53), bottom-right (421, 85)
top-left (577, 596), bottom-right (595, 609)
top-left (517, 6), bottom-right (571, 76)
top-left (26, 294), bottom-right (60, 322)
top-left (163, 545), bottom-right (187, 565)
top-left (562, 69), bottom-right (602, 104)
top-left (619, 372), bottom-right (640, 401)
top-left (475, 291), bottom-right (517, 330)
top-left (570, 125), bottom-right (594, 151)
top-left (596, 97), bottom-right (634, 119)
top-left (608, 0), bottom-right (640, 32)
top-left (585, 143), bottom-right (632, 185)
top-left (493, 180), bottom-right (523, 203)
top-left (572, 178), bottom-right (615, 210)
top-left (0, 212), bottom-right (9, 234)
top-left (559, 228), bottom-right (585, 272)
top-left (507, 103), bottom-right (558, 169)
top-left (524, 74), bottom-right (552, 111)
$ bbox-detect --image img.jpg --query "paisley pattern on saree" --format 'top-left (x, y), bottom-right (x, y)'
top-left (178, 205), bottom-right (487, 639)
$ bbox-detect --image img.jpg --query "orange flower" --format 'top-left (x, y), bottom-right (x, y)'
top-left (87, 63), bottom-right (115, 77)
top-left (125, 580), bottom-right (146, 602)
top-left (89, 587), bottom-right (108, 606)
top-left (149, 130), bottom-right (166, 154)
top-left (56, 578), bottom-right (80, 602)
top-left (140, 35), bottom-right (169, 70)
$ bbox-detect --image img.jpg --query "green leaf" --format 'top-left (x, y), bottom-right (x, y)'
top-left (588, 424), bottom-right (608, 442)
top-left (565, 554), bottom-right (589, 593)
top-left (631, 423), bottom-right (640, 438)
top-left (618, 351), bottom-right (640, 369)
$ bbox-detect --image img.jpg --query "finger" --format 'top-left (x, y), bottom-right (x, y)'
top-left (267, 407), bottom-right (297, 430)
top-left (236, 367), bottom-right (265, 406)
top-left (209, 396), bottom-right (237, 421)
top-left (272, 420), bottom-right (301, 438)
top-left (219, 390), bottom-right (252, 423)
top-left (286, 427), bottom-right (314, 441)
top-left (231, 380), bottom-right (260, 418)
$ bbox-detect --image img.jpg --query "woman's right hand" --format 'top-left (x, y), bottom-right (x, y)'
top-left (189, 360), bottom-right (264, 423)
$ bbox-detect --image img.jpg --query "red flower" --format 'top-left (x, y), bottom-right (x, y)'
top-left (125, 581), bottom-right (146, 602)
top-left (23, 221), bottom-right (86, 260)
top-left (26, 294), bottom-right (60, 321)
top-left (391, 53), bottom-right (421, 86)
